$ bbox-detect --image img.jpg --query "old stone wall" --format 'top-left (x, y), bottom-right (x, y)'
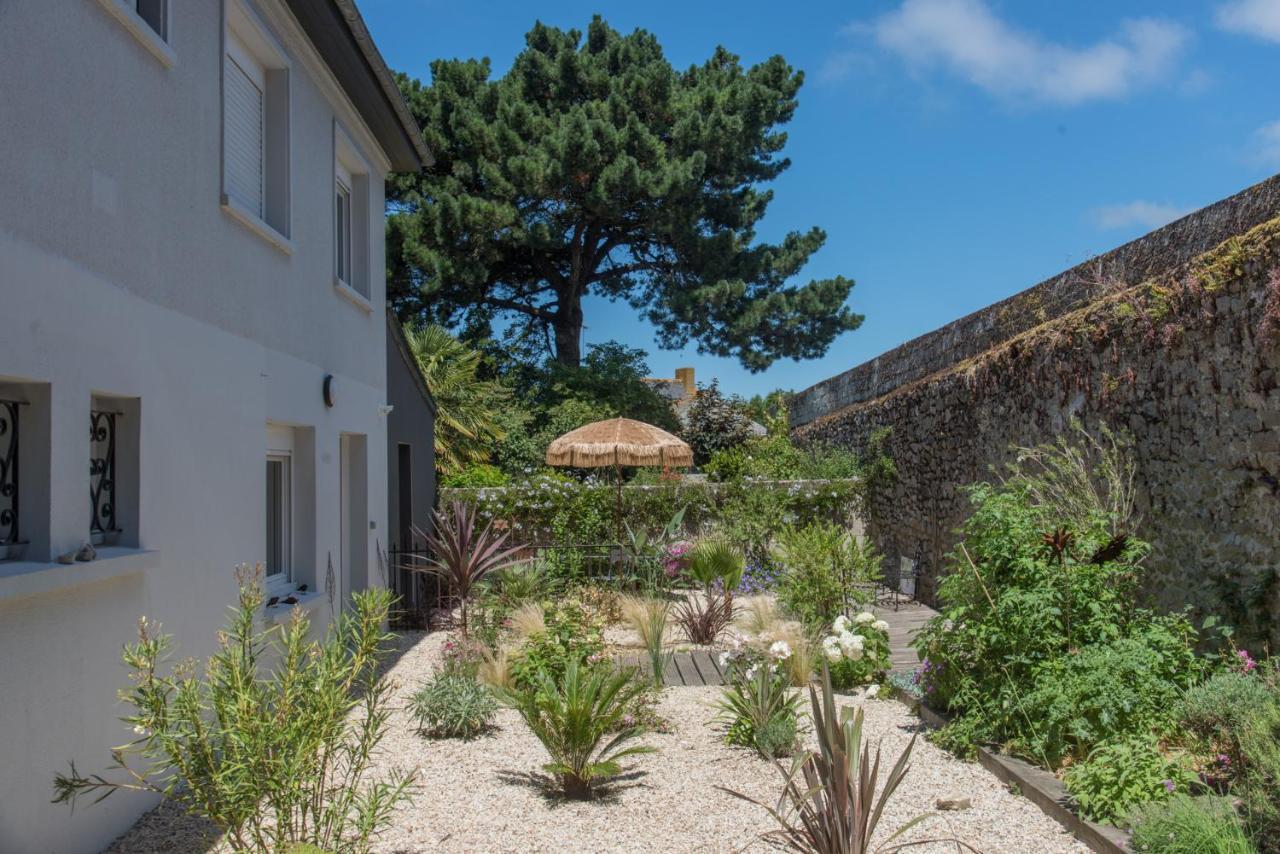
top-left (793, 184), bottom-right (1280, 649)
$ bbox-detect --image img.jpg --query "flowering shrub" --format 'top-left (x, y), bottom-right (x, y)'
top-left (737, 559), bottom-right (781, 594)
top-left (819, 612), bottom-right (891, 690)
top-left (663, 540), bottom-right (692, 579)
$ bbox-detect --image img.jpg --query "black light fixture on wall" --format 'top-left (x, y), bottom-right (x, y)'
top-left (323, 374), bottom-right (336, 408)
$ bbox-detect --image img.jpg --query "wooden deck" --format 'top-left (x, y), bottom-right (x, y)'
top-left (618, 599), bottom-right (939, 687)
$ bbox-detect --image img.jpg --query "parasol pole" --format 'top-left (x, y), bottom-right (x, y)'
top-left (614, 446), bottom-right (623, 540)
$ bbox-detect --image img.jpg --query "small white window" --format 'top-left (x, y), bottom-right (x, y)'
top-left (265, 454), bottom-right (291, 583)
top-left (95, 0), bottom-right (175, 66)
top-left (334, 124), bottom-right (371, 302)
top-left (335, 175), bottom-right (352, 285)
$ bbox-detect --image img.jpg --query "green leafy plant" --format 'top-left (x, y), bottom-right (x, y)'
top-left (498, 660), bottom-right (656, 798)
top-left (412, 673), bottom-right (498, 740)
top-left (510, 597), bottom-right (605, 690)
top-left (686, 538), bottom-right (746, 597)
top-left (486, 560), bottom-right (549, 609)
top-left (721, 663), bottom-right (957, 854)
top-left (774, 523), bottom-right (879, 629)
top-left (717, 655), bottom-right (803, 759)
top-left (1129, 795), bottom-right (1256, 854)
top-left (1062, 736), bottom-right (1195, 823)
top-left (410, 500), bottom-right (525, 636)
top-left (52, 567), bottom-right (414, 854)
top-left (439, 462), bottom-right (509, 488)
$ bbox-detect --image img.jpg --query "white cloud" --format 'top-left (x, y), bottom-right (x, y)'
top-left (1215, 0), bottom-right (1280, 42)
top-left (816, 50), bottom-right (873, 85)
top-left (868, 0), bottom-right (1190, 105)
top-left (1091, 201), bottom-right (1190, 230)
top-left (1251, 120), bottom-right (1280, 166)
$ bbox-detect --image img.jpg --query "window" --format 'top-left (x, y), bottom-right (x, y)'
top-left (223, 49), bottom-right (264, 218)
top-left (333, 124), bottom-right (371, 302)
top-left (95, 0), bottom-right (175, 66)
top-left (0, 399), bottom-right (21, 554)
top-left (335, 175), bottom-right (352, 285)
top-left (89, 394), bottom-right (140, 548)
top-left (222, 1), bottom-right (290, 245)
top-left (265, 455), bottom-right (291, 582)
top-left (135, 0), bottom-right (167, 40)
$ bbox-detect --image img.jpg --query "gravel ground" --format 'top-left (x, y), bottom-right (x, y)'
top-left (108, 631), bottom-right (1085, 854)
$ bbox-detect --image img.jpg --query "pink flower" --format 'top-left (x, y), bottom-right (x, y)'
top-left (1236, 649), bottom-right (1257, 673)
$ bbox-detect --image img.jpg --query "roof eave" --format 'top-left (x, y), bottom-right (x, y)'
top-left (286, 0), bottom-right (432, 173)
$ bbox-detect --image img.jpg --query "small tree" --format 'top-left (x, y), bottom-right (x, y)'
top-left (683, 380), bottom-right (754, 465)
top-left (53, 567), bottom-right (414, 853)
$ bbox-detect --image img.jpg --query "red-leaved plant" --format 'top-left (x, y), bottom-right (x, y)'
top-left (410, 501), bottom-right (525, 636)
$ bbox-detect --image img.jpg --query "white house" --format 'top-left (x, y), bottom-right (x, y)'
top-left (0, 1), bottom-right (430, 850)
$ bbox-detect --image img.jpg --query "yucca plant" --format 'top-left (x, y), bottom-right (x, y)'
top-left (53, 566), bottom-right (414, 854)
top-left (722, 663), bottom-right (966, 853)
top-left (498, 660), bottom-right (656, 798)
top-left (409, 501), bottom-right (525, 636)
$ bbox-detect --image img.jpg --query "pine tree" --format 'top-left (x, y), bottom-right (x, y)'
top-left (388, 16), bottom-right (862, 371)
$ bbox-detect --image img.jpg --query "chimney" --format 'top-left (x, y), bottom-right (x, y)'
top-left (674, 366), bottom-right (695, 396)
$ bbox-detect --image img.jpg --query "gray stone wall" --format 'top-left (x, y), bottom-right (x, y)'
top-left (794, 189), bottom-right (1280, 650)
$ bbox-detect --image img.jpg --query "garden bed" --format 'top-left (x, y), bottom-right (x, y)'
top-left (109, 630), bottom-right (1086, 854)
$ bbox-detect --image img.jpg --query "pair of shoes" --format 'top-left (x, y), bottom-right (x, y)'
top-left (76, 544), bottom-right (96, 562)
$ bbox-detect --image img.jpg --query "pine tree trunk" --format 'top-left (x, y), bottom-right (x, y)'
top-left (552, 301), bottom-right (584, 366)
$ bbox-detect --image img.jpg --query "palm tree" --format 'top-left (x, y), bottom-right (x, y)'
top-left (403, 323), bottom-right (510, 473)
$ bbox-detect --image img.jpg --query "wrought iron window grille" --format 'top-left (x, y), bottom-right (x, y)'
top-left (0, 399), bottom-right (24, 548)
top-left (90, 409), bottom-right (122, 538)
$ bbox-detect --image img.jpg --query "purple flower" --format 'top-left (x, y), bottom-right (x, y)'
top-left (1162, 779), bottom-right (1176, 794)
top-left (1236, 649), bottom-right (1257, 673)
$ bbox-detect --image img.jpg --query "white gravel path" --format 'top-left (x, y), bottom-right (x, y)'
top-left (107, 631), bottom-right (1086, 853)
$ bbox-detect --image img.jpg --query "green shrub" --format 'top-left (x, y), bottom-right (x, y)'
top-left (686, 538), bottom-right (745, 593)
top-left (717, 657), bottom-right (803, 759)
top-left (1062, 736), bottom-right (1195, 823)
top-left (1179, 669), bottom-right (1274, 762)
top-left (499, 660), bottom-right (656, 797)
top-left (53, 568), bottom-right (413, 854)
top-left (412, 673), bottom-right (497, 739)
top-left (1129, 795), bottom-right (1256, 854)
top-left (440, 462), bottom-right (509, 488)
top-left (774, 522), bottom-right (879, 629)
top-left (510, 597), bottom-right (605, 690)
top-left (913, 429), bottom-right (1206, 768)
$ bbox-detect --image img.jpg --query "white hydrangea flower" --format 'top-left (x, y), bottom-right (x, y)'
top-left (832, 614), bottom-right (850, 633)
top-left (769, 640), bottom-right (792, 660)
top-left (873, 619), bottom-right (890, 633)
top-left (854, 611), bottom-right (875, 624)
top-left (745, 665), bottom-right (758, 681)
top-left (846, 646), bottom-right (865, 661)
top-left (718, 652), bottom-right (730, 668)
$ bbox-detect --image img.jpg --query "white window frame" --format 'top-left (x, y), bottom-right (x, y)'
top-left (222, 0), bottom-right (292, 253)
top-left (266, 424), bottom-right (296, 591)
top-left (333, 122), bottom-right (372, 309)
top-left (335, 165), bottom-right (353, 287)
top-left (265, 454), bottom-right (291, 586)
top-left (95, 0), bottom-right (176, 67)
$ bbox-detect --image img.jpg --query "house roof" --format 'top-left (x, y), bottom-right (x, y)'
top-left (285, 0), bottom-right (432, 172)
top-left (386, 309), bottom-right (437, 415)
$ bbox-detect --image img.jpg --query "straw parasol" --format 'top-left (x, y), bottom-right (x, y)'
top-left (545, 417), bottom-right (693, 535)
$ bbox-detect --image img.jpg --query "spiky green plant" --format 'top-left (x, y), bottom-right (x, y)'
top-left (722, 663), bottom-right (964, 854)
top-left (499, 660), bottom-right (655, 798)
top-left (412, 673), bottom-right (498, 740)
top-left (622, 596), bottom-right (672, 687)
top-left (718, 667), bottom-right (803, 759)
top-left (52, 566), bottom-right (414, 854)
top-left (409, 501), bottom-right (525, 636)
top-left (687, 538), bottom-right (745, 596)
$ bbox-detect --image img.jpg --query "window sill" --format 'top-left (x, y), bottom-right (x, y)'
top-left (221, 194), bottom-right (294, 255)
top-left (333, 278), bottom-right (373, 313)
top-left (263, 589), bottom-right (328, 626)
top-left (0, 548), bottom-right (157, 604)
top-left (95, 0), bottom-right (176, 68)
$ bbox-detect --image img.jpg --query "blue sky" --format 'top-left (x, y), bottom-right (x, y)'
top-left (361, 0), bottom-right (1280, 399)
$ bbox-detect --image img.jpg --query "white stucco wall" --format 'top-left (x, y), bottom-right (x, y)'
top-left (0, 2), bottom-right (398, 851)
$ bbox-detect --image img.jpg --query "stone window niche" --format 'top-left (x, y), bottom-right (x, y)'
top-left (89, 394), bottom-right (140, 549)
top-left (0, 379), bottom-right (50, 562)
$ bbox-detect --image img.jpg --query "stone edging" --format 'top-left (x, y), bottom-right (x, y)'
top-left (887, 686), bottom-right (1129, 854)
